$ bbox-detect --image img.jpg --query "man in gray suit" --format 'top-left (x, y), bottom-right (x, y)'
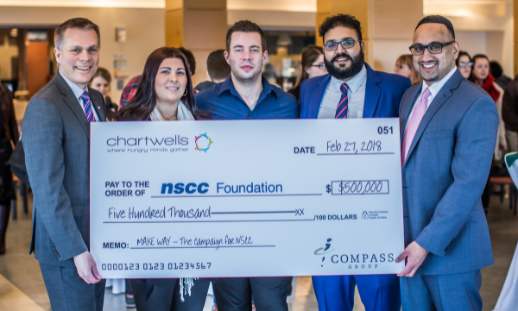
top-left (23, 18), bottom-right (106, 311)
top-left (396, 15), bottom-right (498, 310)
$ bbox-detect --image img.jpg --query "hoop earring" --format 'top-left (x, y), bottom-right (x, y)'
top-left (183, 88), bottom-right (188, 97)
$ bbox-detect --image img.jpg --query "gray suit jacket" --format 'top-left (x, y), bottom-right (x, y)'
top-left (400, 70), bottom-right (498, 275)
top-left (23, 73), bottom-right (106, 267)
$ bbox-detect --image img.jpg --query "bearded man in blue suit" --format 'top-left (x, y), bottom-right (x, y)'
top-left (299, 14), bottom-right (411, 311)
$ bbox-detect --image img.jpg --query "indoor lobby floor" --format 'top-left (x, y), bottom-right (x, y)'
top-left (0, 191), bottom-right (516, 311)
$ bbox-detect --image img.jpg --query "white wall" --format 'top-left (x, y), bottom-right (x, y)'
top-left (449, 2), bottom-right (514, 77)
top-left (456, 30), bottom-right (506, 68)
top-left (0, 6), bottom-right (164, 102)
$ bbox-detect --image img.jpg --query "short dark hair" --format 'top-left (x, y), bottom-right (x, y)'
top-left (226, 20), bottom-right (266, 52)
top-left (490, 61), bottom-right (503, 79)
top-left (207, 49), bottom-right (230, 81)
top-left (55, 18), bottom-right (100, 49)
top-left (415, 15), bottom-right (455, 40)
top-left (178, 47), bottom-right (196, 76)
top-left (318, 14), bottom-right (362, 43)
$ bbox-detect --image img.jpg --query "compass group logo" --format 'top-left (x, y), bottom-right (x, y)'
top-left (315, 238), bottom-right (335, 267)
top-left (314, 238), bottom-right (335, 255)
top-left (195, 133), bottom-right (213, 152)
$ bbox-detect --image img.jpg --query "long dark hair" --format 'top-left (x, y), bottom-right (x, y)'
top-left (117, 47), bottom-right (197, 120)
top-left (294, 45), bottom-right (324, 89)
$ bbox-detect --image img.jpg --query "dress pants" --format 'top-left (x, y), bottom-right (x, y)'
top-left (40, 263), bottom-right (106, 311)
top-left (129, 278), bottom-right (210, 311)
top-left (312, 275), bottom-right (400, 311)
top-left (213, 277), bottom-right (292, 311)
top-left (400, 270), bottom-right (482, 311)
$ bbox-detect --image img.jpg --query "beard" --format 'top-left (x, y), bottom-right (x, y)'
top-left (325, 51), bottom-right (364, 81)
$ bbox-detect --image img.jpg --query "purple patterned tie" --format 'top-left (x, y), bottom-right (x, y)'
top-left (79, 91), bottom-right (95, 122)
top-left (335, 83), bottom-right (349, 118)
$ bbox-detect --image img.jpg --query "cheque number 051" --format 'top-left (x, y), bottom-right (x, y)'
top-left (378, 126), bottom-right (393, 135)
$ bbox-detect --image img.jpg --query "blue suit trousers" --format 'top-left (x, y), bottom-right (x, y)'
top-left (400, 270), bottom-right (482, 311)
top-left (312, 275), bottom-right (400, 311)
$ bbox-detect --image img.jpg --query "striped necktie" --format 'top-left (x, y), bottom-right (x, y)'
top-left (79, 91), bottom-right (95, 122)
top-left (335, 83), bottom-right (349, 118)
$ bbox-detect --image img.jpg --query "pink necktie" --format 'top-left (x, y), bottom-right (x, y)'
top-left (402, 87), bottom-right (431, 163)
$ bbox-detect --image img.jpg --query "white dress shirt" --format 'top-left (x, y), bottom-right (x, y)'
top-left (317, 64), bottom-right (367, 119)
top-left (59, 70), bottom-right (99, 121)
top-left (405, 66), bottom-right (457, 132)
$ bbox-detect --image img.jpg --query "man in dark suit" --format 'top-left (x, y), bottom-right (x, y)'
top-left (22, 18), bottom-right (107, 311)
top-left (396, 15), bottom-right (498, 311)
top-left (299, 14), bottom-right (411, 311)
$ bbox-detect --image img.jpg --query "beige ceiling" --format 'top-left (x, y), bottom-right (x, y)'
top-left (0, 0), bottom-right (512, 15)
top-left (0, 0), bottom-right (165, 7)
top-left (0, 0), bottom-right (316, 10)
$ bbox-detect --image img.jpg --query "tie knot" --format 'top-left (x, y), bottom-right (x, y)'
top-left (340, 83), bottom-right (349, 94)
top-left (422, 87), bottom-right (431, 100)
top-left (80, 91), bottom-right (90, 101)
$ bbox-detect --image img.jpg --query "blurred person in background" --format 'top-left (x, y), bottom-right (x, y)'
top-left (456, 50), bottom-right (472, 80)
top-left (119, 75), bottom-right (141, 108)
top-left (0, 65), bottom-right (19, 255)
top-left (503, 73), bottom-right (518, 152)
top-left (178, 47), bottom-right (196, 77)
top-left (194, 49), bottom-right (231, 92)
top-left (394, 54), bottom-right (421, 85)
top-left (490, 60), bottom-right (511, 90)
top-left (289, 45), bottom-right (327, 101)
top-left (471, 54), bottom-right (507, 213)
top-left (470, 54), bottom-right (505, 157)
top-left (89, 67), bottom-right (118, 120)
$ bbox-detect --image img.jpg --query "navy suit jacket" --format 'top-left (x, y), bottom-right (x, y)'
top-left (299, 63), bottom-right (411, 119)
top-left (400, 70), bottom-right (497, 275)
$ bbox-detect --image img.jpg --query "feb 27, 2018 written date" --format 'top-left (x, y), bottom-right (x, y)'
top-left (294, 126), bottom-right (394, 155)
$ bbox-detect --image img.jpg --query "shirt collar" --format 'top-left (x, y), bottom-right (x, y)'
top-left (59, 70), bottom-right (89, 101)
top-left (217, 75), bottom-right (278, 100)
top-left (420, 66), bottom-right (457, 99)
top-left (329, 64), bottom-right (367, 93)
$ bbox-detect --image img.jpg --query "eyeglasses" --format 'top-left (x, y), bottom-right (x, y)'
top-left (310, 63), bottom-right (326, 69)
top-left (409, 41), bottom-right (455, 55)
top-left (324, 39), bottom-right (361, 51)
top-left (458, 62), bottom-right (473, 67)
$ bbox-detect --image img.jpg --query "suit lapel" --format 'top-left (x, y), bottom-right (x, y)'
top-left (90, 91), bottom-right (106, 122)
top-left (55, 73), bottom-right (91, 140)
top-left (308, 75), bottom-right (331, 119)
top-left (363, 63), bottom-right (381, 118)
top-left (403, 71), bottom-right (463, 167)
